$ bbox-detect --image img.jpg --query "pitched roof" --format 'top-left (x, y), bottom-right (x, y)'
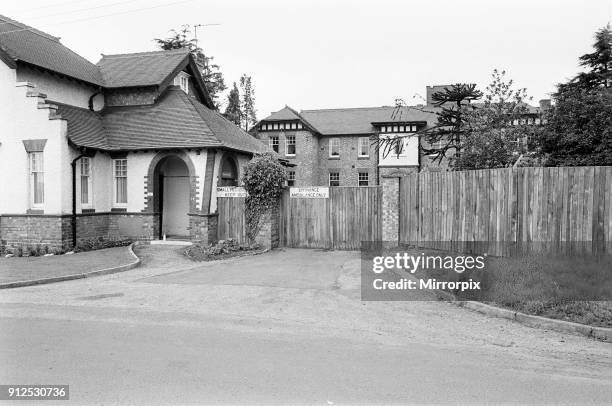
top-left (0, 14), bottom-right (104, 85)
top-left (264, 106), bottom-right (303, 121)
top-left (55, 87), bottom-right (265, 153)
top-left (298, 106), bottom-right (438, 135)
top-left (96, 49), bottom-right (190, 88)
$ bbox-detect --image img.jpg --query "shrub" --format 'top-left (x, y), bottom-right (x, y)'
top-left (242, 152), bottom-right (286, 241)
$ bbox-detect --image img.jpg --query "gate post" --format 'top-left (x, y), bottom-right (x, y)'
top-left (382, 176), bottom-right (401, 246)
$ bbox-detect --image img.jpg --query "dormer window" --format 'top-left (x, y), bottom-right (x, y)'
top-left (174, 71), bottom-right (190, 94)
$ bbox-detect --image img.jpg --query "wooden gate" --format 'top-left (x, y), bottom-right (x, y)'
top-left (280, 186), bottom-right (382, 250)
top-left (217, 196), bottom-right (247, 243)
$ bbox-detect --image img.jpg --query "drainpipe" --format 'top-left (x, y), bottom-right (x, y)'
top-left (71, 153), bottom-right (86, 248)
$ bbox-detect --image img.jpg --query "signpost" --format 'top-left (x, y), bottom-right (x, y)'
top-left (216, 186), bottom-right (248, 197)
top-left (289, 187), bottom-right (329, 198)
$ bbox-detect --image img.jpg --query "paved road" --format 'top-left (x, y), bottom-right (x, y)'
top-left (1, 245), bottom-right (611, 405)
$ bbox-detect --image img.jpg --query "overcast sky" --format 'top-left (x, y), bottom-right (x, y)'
top-left (3, 0), bottom-right (610, 118)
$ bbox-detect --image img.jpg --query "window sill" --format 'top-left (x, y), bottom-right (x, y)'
top-left (111, 207), bottom-right (127, 212)
top-left (81, 208), bottom-right (96, 213)
top-left (328, 156), bottom-right (340, 160)
top-left (285, 154), bottom-right (296, 158)
top-left (357, 156), bottom-right (370, 160)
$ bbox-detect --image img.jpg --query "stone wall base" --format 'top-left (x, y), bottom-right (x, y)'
top-left (0, 212), bottom-right (159, 250)
top-left (188, 213), bottom-right (218, 245)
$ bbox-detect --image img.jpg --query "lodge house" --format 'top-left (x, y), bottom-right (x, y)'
top-left (0, 15), bottom-right (265, 249)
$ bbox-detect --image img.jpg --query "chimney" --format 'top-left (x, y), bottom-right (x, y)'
top-left (539, 99), bottom-right (551, 111)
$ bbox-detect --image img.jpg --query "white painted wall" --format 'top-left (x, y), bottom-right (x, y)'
top-left (16, 66), bottom-right (103, 110)
top-left (0, 61), bottom-right (69, 214)
top-left (378, 133), bottom-right (420, 167)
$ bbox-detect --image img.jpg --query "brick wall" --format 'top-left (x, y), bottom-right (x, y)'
top-left (254, 205), bottom-right (280, 249)
top-left (317, 135), bottom-right (378, 186)
top-left (381, 177), bottom-right (400, 244)
top-left (188, 213), bottom-right (218, 245)
top-left (0, 212), bottom-right (159, 250)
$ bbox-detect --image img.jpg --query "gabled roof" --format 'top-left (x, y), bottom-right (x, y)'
top-left (298, 106), bottom-right (438, 135)
top-left (263, 106), bottom-right (303, 121)
top-left (0, 14), bottom-right (104, 85)
top-left (55, 86), bottom-right (265, 154)
top-left (96, 49), bottom-right (190, 88)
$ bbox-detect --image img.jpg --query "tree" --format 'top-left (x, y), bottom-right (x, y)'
top-left (239, 74), bottom-right (257, 131)
top-left (455, 70), bottom-right (535, 170)
top-left (536, 24), bottom-right (612, 166)
top-left (561, 24), bottom-right (612, 91)
top-left (224, 82), bottom-right (241, 126)
top-left (154, 25), bottom-right (227, 109)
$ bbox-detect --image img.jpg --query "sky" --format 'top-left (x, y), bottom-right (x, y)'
top-left (2, 0), bottom-right (610, 118)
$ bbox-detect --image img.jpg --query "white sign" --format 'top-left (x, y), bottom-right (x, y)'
top-left (217, 186), bottom-right (248, 198)
top-left (290, 187), bottom-right (329, 198)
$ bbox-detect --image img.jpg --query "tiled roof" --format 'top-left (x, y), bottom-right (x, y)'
top-left (263, 106), bottom-right (303, 121)
top-left (96, 49), bottom-right (190, 88)
top-left (0, 14), bottom-right (104, 85)
top-left (299, 106), bottom-right (438, 135)
top-left (55, 87), bottom-right (264, 153)
top-left (53, 103), bottom-right (110, 149)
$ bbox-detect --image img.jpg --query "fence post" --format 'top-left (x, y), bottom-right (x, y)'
top-left (382, 176), bottom-right (401, 246)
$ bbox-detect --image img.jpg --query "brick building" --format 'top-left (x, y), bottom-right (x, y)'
top-left (253, 105), bottom-right (437, 187)
top-left (0, 15), bottom-right (265, 249)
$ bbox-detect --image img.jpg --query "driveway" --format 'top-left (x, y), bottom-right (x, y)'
top-left (1, 245), bottom-right (611, 404)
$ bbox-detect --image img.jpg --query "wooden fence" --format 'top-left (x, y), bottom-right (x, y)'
top-left (217, 196), bottom-right (248, 244)
top-left (399, 166), bottom-right (612, 254)
top-left (280, 186), bottom-right (383, 250)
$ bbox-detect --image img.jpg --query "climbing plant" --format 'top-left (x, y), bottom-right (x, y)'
top-left (242, 153), bottom-right (286, 241)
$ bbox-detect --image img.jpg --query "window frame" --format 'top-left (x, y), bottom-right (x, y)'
top-left (358, 171), bottom-right (369, 187)
top-left (329, 172), bottom-right (340, 187)
top-left (287, 171), bottom-right (296, 187)
top-left (80, 157), bottom-right (93, 208)
top-left (285, 135), bottom-right (296, 156)
top-left (329, 138), bottom-right (340, 158)
top-left (358, 137), bottom-right (369, 157)
top-left (269, 135), bottom-right (280, 153)
top-left (28, 151), bottom-right (44, 208)
top-left (113, 159), bottom-right (128, 207)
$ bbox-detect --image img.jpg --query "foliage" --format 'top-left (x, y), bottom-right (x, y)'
top-left (185, 238), bottom-right (260, 261)
top-left (224, 82), bottom-right (241, 126)
top-left (239, 74), bottom-right (257, 131)
top-left (559, 23), bottom-right (611, 92)
top-left (534, 24), bottom-right (612, 166)
top-left (242, 153), bottom-right (286, 241)
top-left (74, 238), bottom-right (132, 253)
top-left (455, 70), bottom-right (535, 170)
top-left (154, 25), bottom-right (227, 109)
top-left (539, 88), bottom-right (612, 166)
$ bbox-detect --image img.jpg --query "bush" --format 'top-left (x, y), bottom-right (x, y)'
top-left (242, 152), bottom-right (286, 241)
top-left (185, 238), bottom-right (260, 261)
top-left (74, 238), bottom-right (132, 253)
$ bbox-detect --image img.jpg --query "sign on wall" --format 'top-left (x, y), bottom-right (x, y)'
top-left (217, 186), bottom-right (248, 197)
top-left (290, 187), bottom-right (329, 198)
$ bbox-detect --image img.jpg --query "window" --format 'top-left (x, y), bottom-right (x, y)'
top-left (329, 138), bottom-right (340, 157)
top-left (297, 122), bottom-right (303, 129)
top-left (28, 152), bottom-right (44, 207)
top-left (358, 137), bottom-right (369, 157)
top-left (393, 137), bottom-right (404, 155)
top-left (286, 135), bottom-right (296, 156)
top-left (174, 72), bottom-right (190, 94)
top-left (358, 172), bottom-right (369, 187)
top-left (80, 157), bottom-right (92, 206)
top-left (329, 172), bottom-right (340, 187)
top-left (273, 123), bottom-right (279, 130)
top-left (113, 159), bottom-right (127, 206)
top-left (269, 136), bottom-right (279, 153)
top-left (287, 171), bottom-right (295, 187)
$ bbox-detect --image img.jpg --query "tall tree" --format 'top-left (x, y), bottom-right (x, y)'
top-left (455, 70), bottom-right (535, 170)
top-left (239, 74), bottom-right (257, 131)
top-left (537, 24), bottom-right (612, 166)
top-left (224, 82), bottom-right (241, 126)
top-left (563, 23), bottom-right (612, 91)
top-left (154, 25), bottom-right (226, 109)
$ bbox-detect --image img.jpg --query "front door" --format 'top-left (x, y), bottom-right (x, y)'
top-left (162, 175), bottom-right (190, 237)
